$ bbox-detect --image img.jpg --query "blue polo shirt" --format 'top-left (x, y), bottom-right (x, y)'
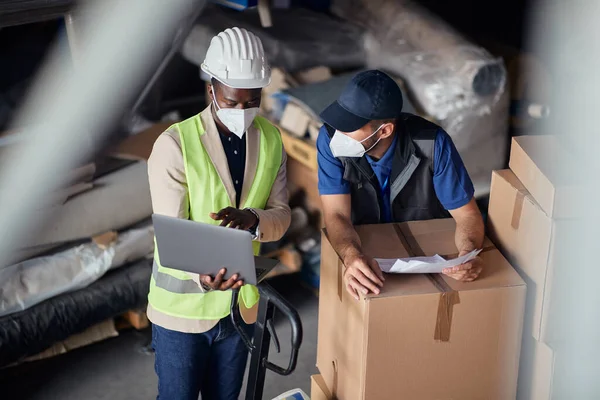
top-left (317, 126), bottom-right (474, 222)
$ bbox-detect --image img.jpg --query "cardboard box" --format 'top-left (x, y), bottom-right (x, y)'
top-left (307, 121), bottom-right (321, 142)
top-left (311, 374), bottom-right (333, 400)
top-left (261, 68), bottom-right (291, 114)
top-left (287, 157), bottom-right (320, 213)
top-left (509, 135), bottom-right (592, 218)
top-left (317, 219), bottom-right (526, 400)
top-left (487, 169), bottom-right (557, 341)
top-left (294, 66), bottom-right (332, 85)
top-left (517, 335), bottom-right (555, 400)
top-left (280, 102), bottom-right (312, 138)
top-left (280, 126), bottom-right (318, 171)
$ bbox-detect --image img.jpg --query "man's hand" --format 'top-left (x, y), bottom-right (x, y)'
top-left (442, 251), bottom-right (483, 282)
top-left (200, 268), bottom-right (244, 291)
top-left (210, 207), bottom-right (257, 230)
top-left (342, 254), bottom-right (385, 300)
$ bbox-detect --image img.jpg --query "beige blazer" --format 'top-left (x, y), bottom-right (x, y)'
top-left (146, 105), bottom-right (291, 333)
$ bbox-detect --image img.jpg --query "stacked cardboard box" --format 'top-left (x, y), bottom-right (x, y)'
top-left (316, 218), bottom-right (526, 399)
top-left (311, 374), bottom-right (333, 400)
top-left (487, 135), bottom-right (581, 399)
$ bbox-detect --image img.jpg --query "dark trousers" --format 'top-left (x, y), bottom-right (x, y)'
top-left (152, 317), bottom-right (253, 400)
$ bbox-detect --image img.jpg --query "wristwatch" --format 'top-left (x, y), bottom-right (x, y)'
top-left (245, 208), bottom-right (260, 239)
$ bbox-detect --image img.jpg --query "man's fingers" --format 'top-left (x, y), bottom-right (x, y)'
top-left (443, 263), bottom-right (472, 274)
top-left (369, 259), bottom-right (385, 282)
top-left (219, 215), bottom-right (234, 227)
top-left (212, 207), bottom-right (234, 220)
top-left (213, 268), bottom-right (226, 285)
top-left (233, 280), bottom-right (244, 289)
top-left (348, 276), bottom-right (370, 297)
top-left (346, 283), bottom-right (360, 301)
top-left (443, 267), bottom-right (482, 282)
top-left (221, 273), bottom-right (239, 290)
top-left (351, 271), bottom-right (380, 295)
top-left (359, 265), bottom-right (384, 288)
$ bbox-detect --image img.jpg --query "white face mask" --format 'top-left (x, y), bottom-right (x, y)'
top-left (329, 124), bottom-right (384, 158)
top-left (212, 92), bottom-right (259, 138)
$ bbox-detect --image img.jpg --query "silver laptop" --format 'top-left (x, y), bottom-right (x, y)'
top-left (152, 214), bottom-right (279, 286)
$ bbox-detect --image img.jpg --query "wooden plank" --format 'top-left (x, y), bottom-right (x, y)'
top-left (116, 309), bottom-right (150, 331)
top-left (263, 246), bottom-right (303, 280)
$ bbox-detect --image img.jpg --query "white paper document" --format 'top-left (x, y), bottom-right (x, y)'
top-left (375, 249), bottom-right (482, 274)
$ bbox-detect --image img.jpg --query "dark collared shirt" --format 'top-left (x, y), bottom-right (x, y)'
top-left (218, 132), bottom-right (246, 207)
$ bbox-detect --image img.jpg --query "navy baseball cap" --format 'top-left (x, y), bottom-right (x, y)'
top-left (320, 70), bottom-right (403, 132)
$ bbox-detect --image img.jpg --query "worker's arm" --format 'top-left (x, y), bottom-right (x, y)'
top-left (316, 124), bottom-right (383, 299)
top-left (148, 130), bottom-right (242, 291)
top-left (431, 129), bottom-right (484, 282)
top-left (248, 145), bottom-right (292, 242)
top-left (321, 194), bottom-right (384, 300)
top-left (443, 197), bottom-right (485, 282)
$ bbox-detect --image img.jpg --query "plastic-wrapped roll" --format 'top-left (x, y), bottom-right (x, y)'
top-left (0, 224), bottom-right (154, 318)
top-left (333, 0), bottom-right (506, 117)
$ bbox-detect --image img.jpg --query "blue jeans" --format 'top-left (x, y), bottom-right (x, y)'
top-left (152, 317), bottom-right (253, 400)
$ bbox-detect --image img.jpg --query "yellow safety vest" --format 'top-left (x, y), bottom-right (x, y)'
top-left (147, 114), bottom-right (282, 320)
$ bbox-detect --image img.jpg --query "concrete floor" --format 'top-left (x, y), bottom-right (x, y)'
top-left (0, 275), bottom-right (319, 400)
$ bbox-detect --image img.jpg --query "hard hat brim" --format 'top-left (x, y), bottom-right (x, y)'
top-left (201, 64), bottom-right (271, 89)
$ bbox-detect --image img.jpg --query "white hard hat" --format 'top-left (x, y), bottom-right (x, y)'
top-left (201, 27), bottom-right (271, 89)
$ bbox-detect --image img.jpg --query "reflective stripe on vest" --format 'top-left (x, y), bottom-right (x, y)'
top-left (152, 259), bottom-right (203, 294)
top-left (148, 114), bottom-right (282, 320)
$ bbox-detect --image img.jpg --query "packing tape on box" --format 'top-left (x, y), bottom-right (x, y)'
top-left (393, 224), bottom-right (459, 342)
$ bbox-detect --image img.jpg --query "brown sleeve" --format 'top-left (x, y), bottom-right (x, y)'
top-left (148, 129), bottom-right (208, 290)
top-left (147, 129), bottom-right (189, 219)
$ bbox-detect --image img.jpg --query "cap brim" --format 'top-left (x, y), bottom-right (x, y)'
top-left (320, 101), bottom-right (370, 132)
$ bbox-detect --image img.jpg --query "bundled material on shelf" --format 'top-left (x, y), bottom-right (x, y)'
top-left (33, 162), bottom-right (97, 210)
top-left (0, 224), bottom-right (154, 318)
top-left (181, 6), bottom-right (366, 73)
top-left (20, 160), bottom-right (152, 251)
top-left (331, 0), bottom-right (509, 197)
top-left (0, 259), bottom-right (152, 368)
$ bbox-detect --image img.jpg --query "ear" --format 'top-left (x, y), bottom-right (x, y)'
top-left (379, 122), bottom-right (395, 139)
top-left (207, 84), bottom-right (215, 103)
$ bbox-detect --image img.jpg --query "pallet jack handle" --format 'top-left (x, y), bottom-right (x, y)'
top-left (231, 283), bottom-right (303, 376)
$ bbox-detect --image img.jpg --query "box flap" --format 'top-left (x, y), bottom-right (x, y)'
top-left (509, 135), bottom-right (596, 218)
top-left (512, 136), bottom-right (583, 186)
top-left (311, 374), bottom-right (333, 400)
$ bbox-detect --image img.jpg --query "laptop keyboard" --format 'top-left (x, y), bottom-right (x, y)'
top-left (256, 268), bottom-right (267, 277)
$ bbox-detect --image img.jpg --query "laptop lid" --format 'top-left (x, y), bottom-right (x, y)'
top-left (153, 214), bottom-right (261, 285)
